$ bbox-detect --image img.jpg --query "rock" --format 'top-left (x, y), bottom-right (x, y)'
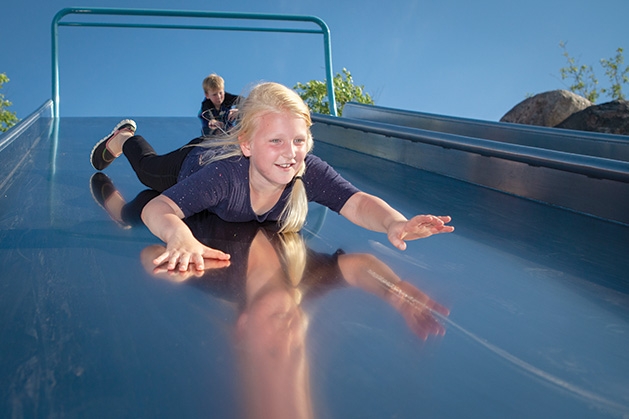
top-left (554, 100), bottom-right (629, 136)
top-left (500, 90), bottom-right (592, 127)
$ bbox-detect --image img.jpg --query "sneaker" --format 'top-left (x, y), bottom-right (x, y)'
top-left (90, 119), bottom-right (137, 170)
top-left (89, 172), bottom-right (131, 229)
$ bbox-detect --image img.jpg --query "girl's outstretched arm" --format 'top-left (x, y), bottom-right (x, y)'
top-left (141, 195), bottom-right (230, 271)
top-left (339, 192), bottom-right (454, 250)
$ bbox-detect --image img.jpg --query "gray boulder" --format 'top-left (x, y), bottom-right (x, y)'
top-left (500, 90), bottom-right (592, 127)
top-left (555, 100), bottom-right (629, 136)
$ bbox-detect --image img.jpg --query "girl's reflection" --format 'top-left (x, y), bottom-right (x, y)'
top-left (140, 211), bottom-right (449, 419)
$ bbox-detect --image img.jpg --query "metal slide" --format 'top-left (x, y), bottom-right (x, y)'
top-left (1, 101), bottom-right (628, 418)
top-left (1, 6), bottom-right (628, 417)
top-left (314, 103), bottom-right (629, 225)
top-left (342, 102), bottom-right (629, 162)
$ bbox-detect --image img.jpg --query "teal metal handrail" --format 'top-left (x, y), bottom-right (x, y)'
top-left (51, 7), bottom-right (338, 117)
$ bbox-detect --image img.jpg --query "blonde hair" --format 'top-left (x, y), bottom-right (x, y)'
top-left (276, 232), bottom-right (308, 289)
top-left (199, 82), bottom-right (314, 233)
top-left (202, 73), bottom-right (225, 94)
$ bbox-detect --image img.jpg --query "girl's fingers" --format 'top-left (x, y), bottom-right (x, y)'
top-left (153, 246), bottom-right (230, 271)
top-left (203, 247), bottom-right (231, 261)
top-left (167, 251), bottom-right (181, 270)
top-left (190, 253), bottom-right (205, 271)
top-left (178, 253), bottom-right (191, 272)
top-left (153, 250), bottom-right (170, 266)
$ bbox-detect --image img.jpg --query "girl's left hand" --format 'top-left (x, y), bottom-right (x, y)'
top-left (388, 215), bottom-right (454, 250)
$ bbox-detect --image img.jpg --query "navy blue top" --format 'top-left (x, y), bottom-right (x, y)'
top-left (163, 148), bottom-right (360, 222)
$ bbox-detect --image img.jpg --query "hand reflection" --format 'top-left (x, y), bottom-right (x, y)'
top-left (385, 279), bottom-right (450, 341)
top-left (338, 253), bottom-right (450, 341)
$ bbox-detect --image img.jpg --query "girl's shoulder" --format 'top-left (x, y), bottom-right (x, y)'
top-left (304, 153), bottom-right (339, 177)
top-left (304, 153), bottom-right (328, 167)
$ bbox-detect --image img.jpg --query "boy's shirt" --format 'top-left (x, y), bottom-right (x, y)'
top-left (198, 92), bottom-right (240, 135)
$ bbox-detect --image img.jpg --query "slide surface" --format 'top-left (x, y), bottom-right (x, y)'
top-left (1, 104), bottom-right (628, 418)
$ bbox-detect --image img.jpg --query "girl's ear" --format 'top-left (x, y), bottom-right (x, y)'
top-left (239, 135), bottom-right (252, 157)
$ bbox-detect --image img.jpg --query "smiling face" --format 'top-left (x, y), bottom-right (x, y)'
top-left (239, 111), bottom-right (310, 191)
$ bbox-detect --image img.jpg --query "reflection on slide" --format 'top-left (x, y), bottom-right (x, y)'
top-left (141, 212), bottom-right (450, 419)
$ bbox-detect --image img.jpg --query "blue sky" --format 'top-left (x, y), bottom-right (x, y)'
top-left (1, 0), bottom-right (627, 122)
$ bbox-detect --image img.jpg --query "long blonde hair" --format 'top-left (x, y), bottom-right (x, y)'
top-left (199, 82), bottom-right (314, 233)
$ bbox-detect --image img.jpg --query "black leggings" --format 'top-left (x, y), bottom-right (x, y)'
top-left (122, 135), bottom-right (204, 192)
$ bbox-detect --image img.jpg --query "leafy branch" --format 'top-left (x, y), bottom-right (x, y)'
top-left (294, 68), bottom-right (374, 116)
top-left (0, 73), bottom-right (19, 132)
top-left (559, 42), bottom-right (628, 103)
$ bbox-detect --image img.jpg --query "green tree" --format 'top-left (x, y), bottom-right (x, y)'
top-left (294, 68), bottom-right (374, 116)
top-left (1, 73), bottom-right (19, 132)
top-left (600, 47), bottom-right (628, 100)
top-left (559, 42), bottom-right (628, 103)
top-left (559, 41), bottom-right (599, 103)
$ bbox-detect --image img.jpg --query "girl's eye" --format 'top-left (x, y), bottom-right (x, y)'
top-left (294, 138), bottom-right (306, 145)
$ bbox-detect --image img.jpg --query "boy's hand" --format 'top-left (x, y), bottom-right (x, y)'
top-left (208, 119), bottom-right (225, 129)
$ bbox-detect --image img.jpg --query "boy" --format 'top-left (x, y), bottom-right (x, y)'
top-left (198, 73), bottom-right (240, 135)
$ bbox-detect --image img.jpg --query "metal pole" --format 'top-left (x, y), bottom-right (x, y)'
top-left (51, 7), bottom-right (338, 117)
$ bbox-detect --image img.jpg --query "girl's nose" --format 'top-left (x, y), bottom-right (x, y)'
top-left (283, 142), bottom-right (296, 158)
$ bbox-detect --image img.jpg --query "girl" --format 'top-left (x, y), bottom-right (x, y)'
top-left (90, 82), bottom-right (453, 272)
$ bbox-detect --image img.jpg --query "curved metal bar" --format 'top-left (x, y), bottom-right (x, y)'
top-left (51, 7), bottom-right (337, 117)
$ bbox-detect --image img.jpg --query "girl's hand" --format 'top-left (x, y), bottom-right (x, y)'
top-left (141, 195), bottom-right (230, 272)
top-left (152, 232), bottom-right (230, 272)
top-left (388, 215), bottom-right (454, 250)
top-left (141, 244), bottom-right (230, 282)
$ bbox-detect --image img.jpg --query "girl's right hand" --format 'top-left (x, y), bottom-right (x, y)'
top-left (152, 232), bottom-right (230, 272)
top-left (141, 244), bottom-right (230, 282)
top-left (141, 195), bottom-right (230, 272)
